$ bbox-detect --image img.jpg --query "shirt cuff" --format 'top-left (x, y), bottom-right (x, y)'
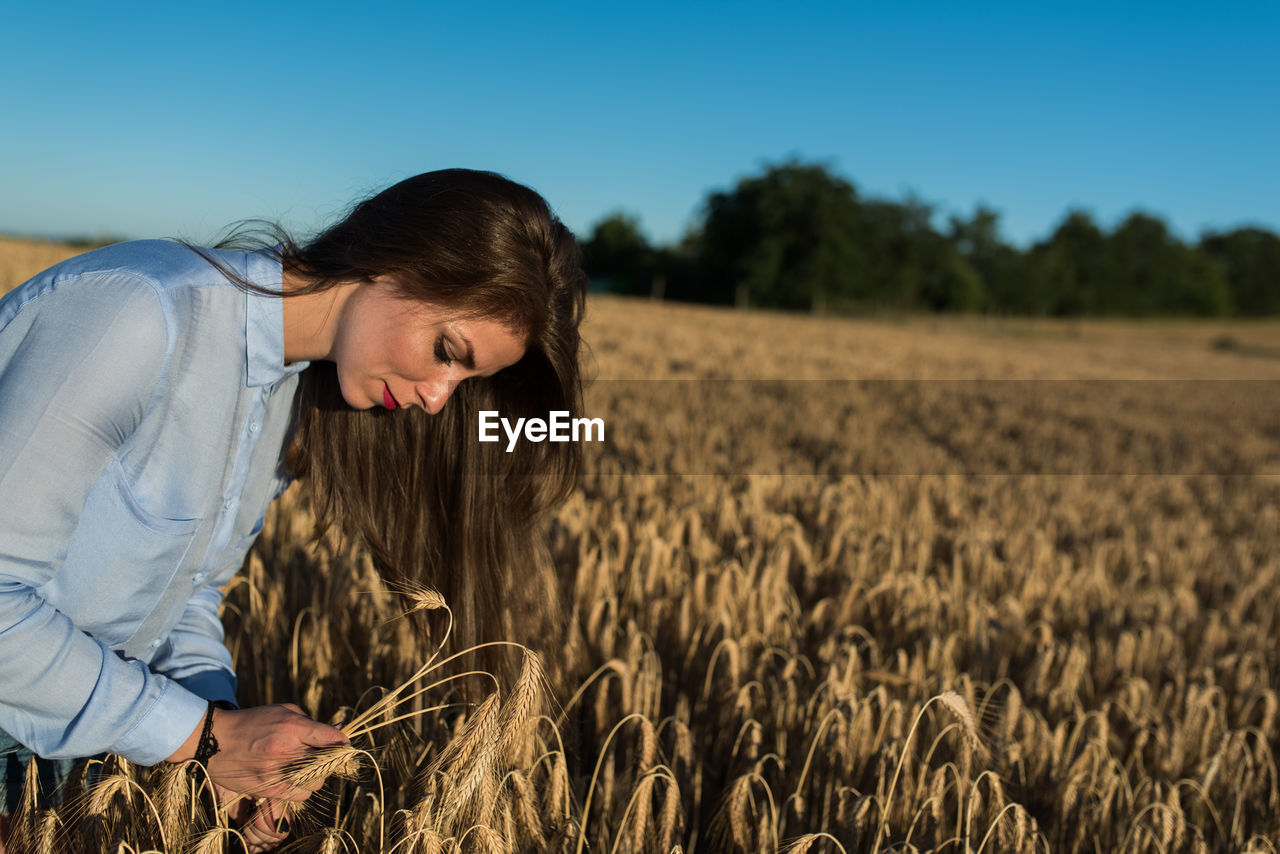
top-left (109, 678), bottom-right (208, 766)
top-left (172, 669), bottom-right (238, 708)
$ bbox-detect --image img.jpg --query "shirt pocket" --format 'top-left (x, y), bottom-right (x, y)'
top-left (44, 458), bottom-right (203, 648)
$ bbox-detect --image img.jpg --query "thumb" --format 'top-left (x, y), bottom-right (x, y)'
top-left (306, 722), bottom-right (350, 748)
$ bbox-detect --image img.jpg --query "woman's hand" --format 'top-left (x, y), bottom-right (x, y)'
top-left (168, 701), bottom-right (349, 849)
top-left (188, 703), bottom-right (347, 852)
top-left (212, 784), bottom-right (291, 854)
top-left (201, 703), bottom-right (349, 802)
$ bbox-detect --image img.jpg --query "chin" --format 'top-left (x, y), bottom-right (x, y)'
top-left (335, 377), bottom-right (372, 410)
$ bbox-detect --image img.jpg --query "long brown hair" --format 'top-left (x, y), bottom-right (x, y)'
top-left (192, 169), bottom-right (587, 684)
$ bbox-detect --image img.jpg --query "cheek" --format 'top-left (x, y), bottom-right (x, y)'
top-left (396, 334), bottom-right (438, 378)
top-left (339, 334), bottom-right (382, 373)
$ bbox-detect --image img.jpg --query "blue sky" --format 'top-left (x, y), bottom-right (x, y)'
top-left (2, 1), bottom-right (1276, 249)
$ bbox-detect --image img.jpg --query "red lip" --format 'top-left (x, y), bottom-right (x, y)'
top-left (383, 383), bottom-right (398, 410)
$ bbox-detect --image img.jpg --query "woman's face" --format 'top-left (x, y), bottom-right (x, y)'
top-left (330, 277), bottom-right (527, 413)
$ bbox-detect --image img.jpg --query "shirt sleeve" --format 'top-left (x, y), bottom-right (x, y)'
top-left (0, 272), bottom-right (208, 764)
top-left (148, 583), bottom-right (239, 706)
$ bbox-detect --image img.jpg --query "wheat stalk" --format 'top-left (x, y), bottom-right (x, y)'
top-left (872, 691), bottom-right (986, 850)
top-left (783, 832), bottom-right (850, 854)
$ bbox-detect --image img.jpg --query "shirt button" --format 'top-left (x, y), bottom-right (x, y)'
top-left (148, 638), bottom-right (161, 649)
top-left (249, 422), bottom-right (260, 433)
top-left (224, 499), bottom-right (234, 510)
top-left (193, 572), bottom-right (207, 585)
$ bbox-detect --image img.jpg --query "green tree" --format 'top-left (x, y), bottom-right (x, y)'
top-left (858, 197), bottom-right (925, 308)
top-left (858, 195), bottom-right (984, 312)
top-left (1199, 227), bottom-right (1280, 316)
top-left (1023, 209), bottom-right (1109, 315)
top-left (696, 159), bottom-right (864, 310)
top-left (1106, 212), bottom-right (1230, 316)
top-left (947, 204), bottom-right (1018, 313)
top-left (582, 212), bottom-right (653, 295)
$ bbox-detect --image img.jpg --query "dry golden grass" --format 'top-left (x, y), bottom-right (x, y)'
top-left (5, 241), bottom-right (1279, 852)
top-left (0, 236), bottom-right (85, 294)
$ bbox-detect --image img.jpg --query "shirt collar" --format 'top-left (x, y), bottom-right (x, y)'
top-left (244, 247), bottom-right (310, 388)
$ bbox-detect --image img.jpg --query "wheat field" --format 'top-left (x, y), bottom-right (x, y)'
top-left (2, 238), bottom-right (1279, 852)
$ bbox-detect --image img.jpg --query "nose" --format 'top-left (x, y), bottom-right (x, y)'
top-left (418, 376), bottom-right (458, 414)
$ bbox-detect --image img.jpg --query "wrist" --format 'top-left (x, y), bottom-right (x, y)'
top-left (164, 700), bottom-right (236, 764)
top-left (166, 715), bottom-right (202, 764)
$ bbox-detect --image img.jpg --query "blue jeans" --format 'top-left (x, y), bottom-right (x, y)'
top-left (0, 729), bottom-right (77, 814)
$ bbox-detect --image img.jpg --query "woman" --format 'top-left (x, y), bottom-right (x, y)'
top-left (0, 169), bottom-right (587, 851)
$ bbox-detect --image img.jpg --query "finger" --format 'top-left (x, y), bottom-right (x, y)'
top-left (244, 823), bottom-right (283, 844)
top-left (227, 799), bottom-right (251, 824)
top-left (283, 705), bottom-right (350, 746)
top-left (243, 827), bottom-right (285, 854)
top-left (213, 784), bottom-right (251, 823)
top-left (243, 824), bottom-right (284, 848)
top-left (301, 722), bottom-right (352, 748)
top-left (257, 797), bottom-right (284, 826)
top-left (246, 803), bottom-right (290, 847)
top-left (248, 819), bottom-right (287, 842)
top-left (241, 799), bottom-right (276, 838)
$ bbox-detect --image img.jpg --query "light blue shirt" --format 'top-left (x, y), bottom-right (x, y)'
top-left (0, 240), bottom-right (307, 765)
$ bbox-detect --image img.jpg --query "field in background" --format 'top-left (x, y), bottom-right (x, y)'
top-left (3, 239), bottom-right (1279, 852)
top-left (0, 236), bottom-right (85, 294)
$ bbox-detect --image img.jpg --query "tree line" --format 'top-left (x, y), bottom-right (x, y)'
top-left (583, 159), bottom-right (1280, 316)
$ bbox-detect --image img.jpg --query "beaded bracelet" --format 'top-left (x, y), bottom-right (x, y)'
top-left (193, 700), bottom-right (237, 766)
top-left (193, 701), bottom-right (220, 766)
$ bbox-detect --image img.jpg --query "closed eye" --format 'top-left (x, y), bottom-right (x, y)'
top-left (434, 336), bottom-right (454, 366)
